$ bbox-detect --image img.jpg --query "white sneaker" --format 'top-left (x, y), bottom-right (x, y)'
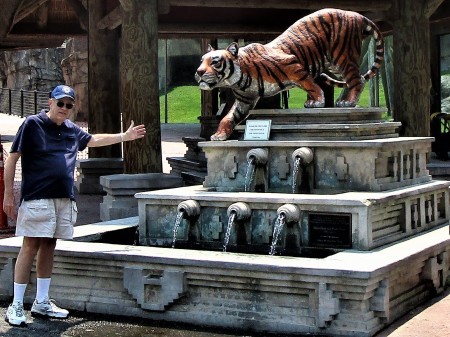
top-left (31, 297), bottom-right (69, 318)
top-left (5, 301), bottom-right (27, 327)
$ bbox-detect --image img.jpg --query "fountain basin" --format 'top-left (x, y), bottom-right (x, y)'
top-left (136, 181), bottom-right (450, 254)
top-left (201, 137), bottom-right (432, 193)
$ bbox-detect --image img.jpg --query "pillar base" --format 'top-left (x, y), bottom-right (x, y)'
top-left (99, 173), bottom-right (183, 221)
top-left (76, 158), bottom-right (124, 194)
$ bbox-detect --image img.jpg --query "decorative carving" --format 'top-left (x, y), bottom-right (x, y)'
top-left (421, 252), bottom-right (449, 293)
top-left (123, 267), bottom-right (186, 311)
top-left (370, 279), bottom-right (390, 320)
top-left (207, 215), bottom-right (223, 240)
top-left (317, 282), bottom-right (340, 328)
top-left (411, 202), bottom-right (420, 229)
top-left (278, 155), bottom-right (290, 180)
top-left (224, 154), bottom-right (238, 179)
top-left (335, 156), bottom-right (348, 181)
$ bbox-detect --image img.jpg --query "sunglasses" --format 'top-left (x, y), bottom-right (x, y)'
top-left (55, 101), bottom-right (74, 109)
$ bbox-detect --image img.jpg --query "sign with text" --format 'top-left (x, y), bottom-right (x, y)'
top-left (244, 120), bottom-right (272, 140)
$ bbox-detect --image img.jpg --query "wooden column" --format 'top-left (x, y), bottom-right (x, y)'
top-left (87, 0), bottom-right (121, 158)
top-left (120, 0), bottom-right (162, 173)
top-left (392, 0), bottom-right (431, 137)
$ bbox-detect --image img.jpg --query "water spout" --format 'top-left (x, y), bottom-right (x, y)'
top-left (291, 147), bottom-right (313, 194)
top-left (245, 148), bottom-right (269, 192)
top-left (172, 200), bottom-right (201, 248)
top-left (247, 148), bottom-right (269, 166)
top-left (269, 204), bottom-right (301, 255)
top-left (177, 199), bottom-right (201, 218)
top-left (223, 202), bottom-right (252, 252)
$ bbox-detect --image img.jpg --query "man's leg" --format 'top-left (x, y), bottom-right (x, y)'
top-left (5, 237), bottom-right (41, 326)
top-left (14, 237), bottom-right (41, 283)
top-left (35, 238), bottom-right (57, 278)
top-left (35, 238), bottom-right (57, 302)
top-left (31, 237), bottom-right (68, 319)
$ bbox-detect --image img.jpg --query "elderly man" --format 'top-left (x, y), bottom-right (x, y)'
top-left (3, 85), bottom-right (146, 326)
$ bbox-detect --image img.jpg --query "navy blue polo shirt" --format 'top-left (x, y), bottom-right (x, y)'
top-left (10, 110), bottom-right (92, 201)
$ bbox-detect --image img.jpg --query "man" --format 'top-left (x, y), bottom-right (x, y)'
top-left (2, 85), bottom-right (146, 326)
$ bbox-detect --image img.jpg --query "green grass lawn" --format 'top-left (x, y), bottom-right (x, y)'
top-left (160, 83), bottom-right (388, 123)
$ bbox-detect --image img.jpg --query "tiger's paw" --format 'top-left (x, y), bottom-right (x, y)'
top-left (336, 100), bottom-right (357, 107)
top-left (211, 132), bottom-right (229, 141)
top-left (304, 100), bottom-right (325, 108)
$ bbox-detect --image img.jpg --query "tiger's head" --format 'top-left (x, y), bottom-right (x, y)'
top-left (195, 42), bottom-right (241, 90)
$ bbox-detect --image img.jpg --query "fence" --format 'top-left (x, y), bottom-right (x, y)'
top-left (0, 88), bottom-right (50, 117)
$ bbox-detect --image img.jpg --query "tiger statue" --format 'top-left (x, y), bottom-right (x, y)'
top-left (195, 8), bottom-right (384, 141)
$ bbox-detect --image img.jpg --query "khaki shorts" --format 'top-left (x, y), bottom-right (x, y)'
top-left (16, 198), bottom-right (78, 240)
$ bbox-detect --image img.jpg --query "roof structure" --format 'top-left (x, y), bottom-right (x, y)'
top-left (1, 0), bottom-right (449, 50)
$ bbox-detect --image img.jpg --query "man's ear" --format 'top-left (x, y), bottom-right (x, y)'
top-left (226, 42), bottom-right (239, 58)
top-left (207, 44), bottom-right (215, 52)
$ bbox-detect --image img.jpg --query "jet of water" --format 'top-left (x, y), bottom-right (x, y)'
top-left (292, 157), bottom-right (301, 194)
top-left (223, 211), bottom-right (236, 252)
top-left (172, 210), bottom-right (185, 248)
top-left (244, 157), bottom-right (256, 192)
top-left (269, 213), bottom-right (286, 255)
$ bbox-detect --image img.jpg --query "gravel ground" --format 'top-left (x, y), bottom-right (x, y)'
top-left (0, 300), bottom-right (261, 337)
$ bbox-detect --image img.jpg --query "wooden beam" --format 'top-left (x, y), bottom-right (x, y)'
top-left (158, 23), bottom-right (286, 36)
top-left (65, 0), bottom-right (89, 31)
top-left (97, 6), bottom-right (121, 30)
top-left (424, 0), bottom-right (445, 18)
top-left (167, 0), bottom-right (392, 11)
top-left (0, 0), bottom-right (23, 37)
top-left (158, 0), bottom-right (170, 14)
top-left (0, 34), bottom-right (68, 50)
top-left (36, 1), bottom-right (48, 29)
top-left (13, 0), bottom-right (50, 25)
top-left (119, 0), bottom-right (133, 12)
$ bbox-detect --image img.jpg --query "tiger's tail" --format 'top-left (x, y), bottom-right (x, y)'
top-left (361, 17), bottom-right (384, 81)
top-left (321, 17), bottom-right (384, 87)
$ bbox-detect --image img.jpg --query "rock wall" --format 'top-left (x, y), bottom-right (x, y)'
top-left (0, 47), bottom-right (65, 91)
top-left (61, 37), bottom-right (88, 121)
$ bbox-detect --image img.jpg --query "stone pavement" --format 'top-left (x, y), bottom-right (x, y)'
top-left (0, 113), bottom-right (449, 336)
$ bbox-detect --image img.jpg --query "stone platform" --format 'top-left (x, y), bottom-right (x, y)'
top-left (0, 224), bottom-right (447, 337)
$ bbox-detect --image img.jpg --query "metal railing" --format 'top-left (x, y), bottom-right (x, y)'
top-left (0, 88), bottom-right (50, 118)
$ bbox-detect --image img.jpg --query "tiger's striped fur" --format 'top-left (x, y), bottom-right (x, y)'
top-left (195, 8), bottom-right (384, 141)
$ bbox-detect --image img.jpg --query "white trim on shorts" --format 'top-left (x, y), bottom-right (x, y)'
top-left (15, 198), bottom-right (78, 240)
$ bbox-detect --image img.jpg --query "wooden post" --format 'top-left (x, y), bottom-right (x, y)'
top-left (120, 0), bottom-right (162, 173)
top-left (87, 0), bottom-right (121, 158)
top-left (392, 0), bottom-right (431, 137)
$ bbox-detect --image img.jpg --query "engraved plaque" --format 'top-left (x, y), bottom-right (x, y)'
top-left (308, 212), bottom-right (352, 248)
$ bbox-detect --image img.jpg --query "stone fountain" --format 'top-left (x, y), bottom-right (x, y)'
top-left (0, 107), bottom-right (448, 337)
top-left (134, 107), bottom-right (450, 336)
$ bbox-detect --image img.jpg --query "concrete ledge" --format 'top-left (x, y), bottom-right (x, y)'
top-left (73, 217), bottom-right (138, 242)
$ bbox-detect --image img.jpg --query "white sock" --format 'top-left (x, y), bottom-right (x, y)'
top-left (36, 278), bottom-right (51, 302)
top-left (13, 282), bottom-right (27, 304)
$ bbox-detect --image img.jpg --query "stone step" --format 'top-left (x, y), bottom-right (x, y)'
top-left (180, 171), bottom-right (207, 185)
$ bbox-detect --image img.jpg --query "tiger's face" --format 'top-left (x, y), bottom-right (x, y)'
top-left (195, 43), bottom-right (240, 90)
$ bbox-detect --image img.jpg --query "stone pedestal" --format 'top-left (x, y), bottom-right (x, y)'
top-left (100, 173), bottom-right (183, 221)
top-left (167, 137), bottom-right (207, 185)
top-left (75, 158), bottom-right (124, 194)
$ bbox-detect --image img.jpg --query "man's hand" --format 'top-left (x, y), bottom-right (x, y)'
top-left (122, 120), bottom-right (146, 141)
top-left (3, 191), bottom-right (17, 221)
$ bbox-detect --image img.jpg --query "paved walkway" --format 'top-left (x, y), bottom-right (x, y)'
top-left (0, 113), bottom-right (449, 336)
